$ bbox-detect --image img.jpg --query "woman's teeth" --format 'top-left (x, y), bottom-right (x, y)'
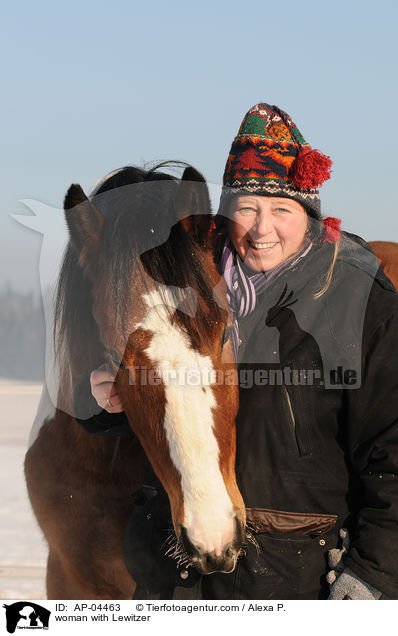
top-left (249, 241), bottom-right (278, 250)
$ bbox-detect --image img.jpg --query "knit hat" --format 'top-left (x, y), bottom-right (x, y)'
top-left (222, 103), bottom-right (332, 219)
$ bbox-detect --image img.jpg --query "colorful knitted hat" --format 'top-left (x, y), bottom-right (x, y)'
top-left (222, 103), bottom-right (332, 219)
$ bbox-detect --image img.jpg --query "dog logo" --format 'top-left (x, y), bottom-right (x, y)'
top-left (3, 602), bottom-right (50, 633)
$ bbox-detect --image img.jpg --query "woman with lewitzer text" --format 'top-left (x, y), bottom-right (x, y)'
top-left (73, 103), bottom-right (398, 599)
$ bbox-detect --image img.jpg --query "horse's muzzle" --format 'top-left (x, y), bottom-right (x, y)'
top-left (179, 516), bottom-right (245, 575)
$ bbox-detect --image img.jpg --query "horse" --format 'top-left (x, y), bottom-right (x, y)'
top-left (369, 241), bottom-right (398, 291)
top-left (24, 163), bottom-right (246, 599)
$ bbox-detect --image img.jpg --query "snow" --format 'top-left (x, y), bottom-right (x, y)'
top-left (0, 379), bottom-right (47, 599)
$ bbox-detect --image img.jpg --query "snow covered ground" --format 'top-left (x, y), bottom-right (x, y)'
top-left (0, 379), bottom-right (47, 599)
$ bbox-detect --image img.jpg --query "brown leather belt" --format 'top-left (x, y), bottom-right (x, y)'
top-left (246, 507), bottom-right (338, 536)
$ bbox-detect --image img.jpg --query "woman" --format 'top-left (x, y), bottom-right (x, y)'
top-left (74, 103), bottom-right (398, 599)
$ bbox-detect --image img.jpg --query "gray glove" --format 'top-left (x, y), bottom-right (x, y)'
top-left (326, 528), bottom-right (382, 600)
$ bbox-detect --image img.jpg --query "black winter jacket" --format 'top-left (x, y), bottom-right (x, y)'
top-left (74, 232), bottom-right (398, 599)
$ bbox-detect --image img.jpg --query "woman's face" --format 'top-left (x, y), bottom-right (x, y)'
top-left (227, 195), bottom-right (309, 272)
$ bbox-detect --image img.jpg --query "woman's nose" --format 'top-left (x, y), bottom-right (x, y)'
top-left (252, 211), bottom-right (272, 236)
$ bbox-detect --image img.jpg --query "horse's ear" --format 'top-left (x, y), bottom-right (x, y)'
top-left (174, 167), bottom-right (212, 242)
top-left (64, 184), bottom-right (103, 258)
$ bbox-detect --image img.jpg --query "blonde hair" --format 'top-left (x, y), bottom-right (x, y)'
top-left (313, 240), bottom-right (340, 299)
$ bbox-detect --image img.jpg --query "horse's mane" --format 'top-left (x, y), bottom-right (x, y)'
top-left (54, 161), bottom-right (223, 379)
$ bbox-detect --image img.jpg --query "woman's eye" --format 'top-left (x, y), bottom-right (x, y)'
top-left (274, 207), bottom-right (290, 213)
top-left (236, 207), bottom-right (256, 214)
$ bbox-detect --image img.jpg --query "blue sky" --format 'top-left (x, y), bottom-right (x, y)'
top-left (1, 0), bottom-right (397, 294)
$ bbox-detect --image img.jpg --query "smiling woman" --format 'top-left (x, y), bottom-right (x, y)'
top-left (227, 196), bottom-right (309, 272)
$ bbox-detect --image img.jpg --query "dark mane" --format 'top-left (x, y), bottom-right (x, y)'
top-left (54, 162), bottom-right (223, 378)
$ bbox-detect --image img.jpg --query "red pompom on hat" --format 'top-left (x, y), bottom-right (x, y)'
top-left (320, 217), bottom-right (341, 243)
top-left (290, 147), bottom-right (333, 190)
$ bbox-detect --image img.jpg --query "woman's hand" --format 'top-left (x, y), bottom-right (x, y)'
top-left (90, 365), bottom-right (124, 413)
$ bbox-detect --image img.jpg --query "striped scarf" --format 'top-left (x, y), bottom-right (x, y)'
top-left (221, 238), bottom-right (313, 359)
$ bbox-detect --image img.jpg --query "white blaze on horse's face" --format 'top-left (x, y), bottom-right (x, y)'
top-left (138, 286), bottom-right (236, 562)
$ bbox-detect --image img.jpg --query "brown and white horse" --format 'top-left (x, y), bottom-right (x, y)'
top-left (25, 164), bottom-right (246, 599)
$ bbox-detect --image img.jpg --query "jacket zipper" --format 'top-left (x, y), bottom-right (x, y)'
top-left (283, 385), bottom-right (296, 429)
top-left (283, 384), bottom-right (313, 456)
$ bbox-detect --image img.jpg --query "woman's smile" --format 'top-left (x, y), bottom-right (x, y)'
top-left (248, 240), bottom-right (279, 251)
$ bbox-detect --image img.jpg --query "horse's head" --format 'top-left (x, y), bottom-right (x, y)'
top-left (62, 164), bottom-right (245, 575)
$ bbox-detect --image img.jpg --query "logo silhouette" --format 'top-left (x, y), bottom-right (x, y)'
top-left (2, 602), bottom-right (50, 633)
top-left (265, 284), bottom-right (324, 383)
